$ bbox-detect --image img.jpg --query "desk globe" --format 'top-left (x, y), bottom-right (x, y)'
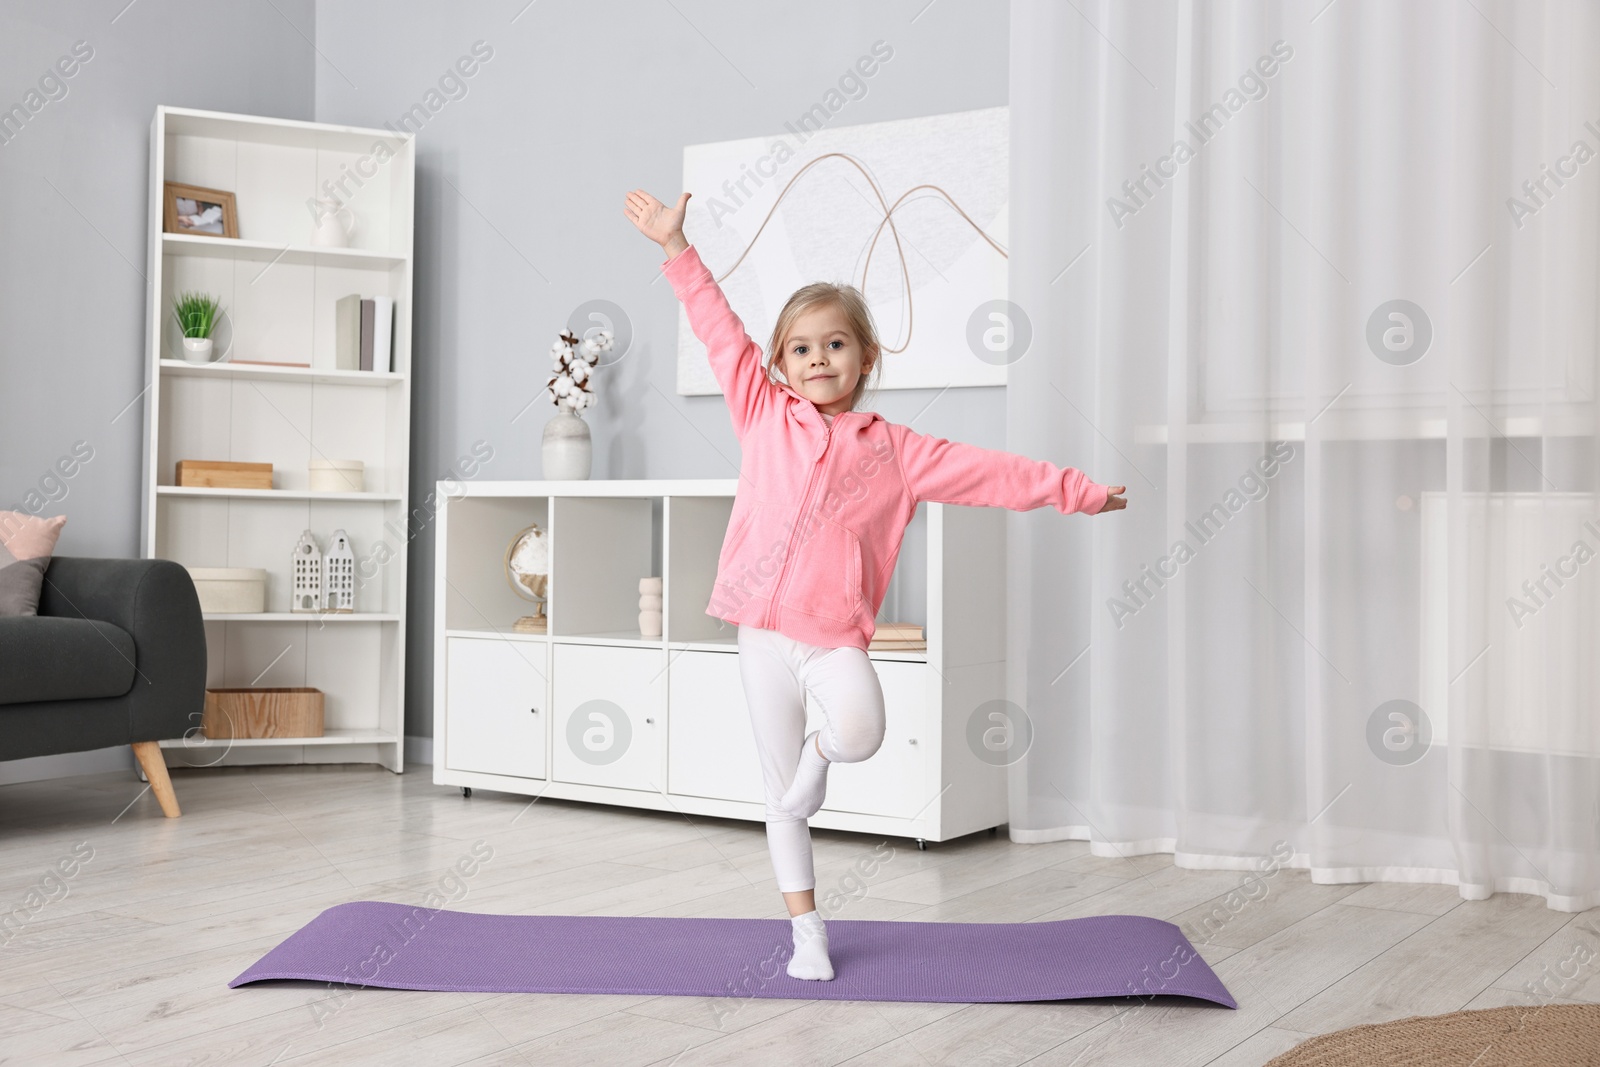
top-left (505, 522), bottom-right (549, 633)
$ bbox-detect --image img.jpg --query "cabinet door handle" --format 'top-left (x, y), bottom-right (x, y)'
top-left (530, 707), bottom-right (539, 715)
top-left (645, 717), bottom-right (655, 724)
top-left (908, 738), bottom-right (917, 745)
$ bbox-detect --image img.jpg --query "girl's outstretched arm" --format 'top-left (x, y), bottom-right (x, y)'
top-left (624, 189), bottom-right (777, 440)
top-left (888, 422), bottom-right (1122, 516)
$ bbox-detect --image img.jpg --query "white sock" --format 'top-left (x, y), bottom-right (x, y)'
top-left (779, 730), bottom-right (830, 819)
top-left (787, 909), bottom-right (834, 981)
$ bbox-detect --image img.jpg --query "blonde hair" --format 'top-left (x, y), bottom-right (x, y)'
top-left (764, 282), bottom-right (882, 411)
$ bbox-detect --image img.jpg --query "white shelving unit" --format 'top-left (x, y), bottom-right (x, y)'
top-left (433, 480), bottom-right (1011, 848)
top-left (138, 105), bottom-right (415, 773)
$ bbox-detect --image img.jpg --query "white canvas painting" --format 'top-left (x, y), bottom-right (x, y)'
top-left (676, 106), bottom-right (1009, 396)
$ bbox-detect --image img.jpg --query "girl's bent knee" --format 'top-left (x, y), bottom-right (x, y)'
top-left (827, 728), bottom-right (884, 764)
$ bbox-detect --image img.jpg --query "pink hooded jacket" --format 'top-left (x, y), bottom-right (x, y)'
top-left (664, 243), bottom-right (1109, 651)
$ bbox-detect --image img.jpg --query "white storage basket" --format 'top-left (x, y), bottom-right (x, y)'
top-left (309, 458), bottom-right (364, 492)
top-left (186, 567), bottom-right (267, 613)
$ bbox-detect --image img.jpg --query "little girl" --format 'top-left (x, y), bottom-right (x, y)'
top-left (624, 188), bottom-right (1126, 981)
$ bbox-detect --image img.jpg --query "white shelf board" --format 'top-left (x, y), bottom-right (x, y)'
top-left (161, 104), bottom-right (412, 154)
top-left (157, 486), bottom-right (401, 502)
top-left (159, 359), bottom-right (403, 386)
top-left (203, 612), bottom-right (400, 622)
top-left (551, 630), bottom-right (665, 647)
top-left (666, 637), bottom-right (738, 652)
top-left (162, 232), bottom-right (406, 269)
top-left (445, 628), bottom-right (547, 642)
top-left (157, 728), bottom-right (400, 749)
top-left (863, 649), bottom-right (929, 663)
top-left (453, 479), bottom-right (739, 497)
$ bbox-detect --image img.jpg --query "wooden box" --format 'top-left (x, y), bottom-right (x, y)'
top-left (202, 687), bottom-right (324, 739)
top-left (176, 460), bottom-right (273, 490)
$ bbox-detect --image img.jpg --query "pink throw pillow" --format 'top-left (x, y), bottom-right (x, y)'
top-left (0, 511), bottom-right (67, 616)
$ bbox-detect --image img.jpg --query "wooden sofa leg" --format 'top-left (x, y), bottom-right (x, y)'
top-left (131, 742), bottom-right (181, 818)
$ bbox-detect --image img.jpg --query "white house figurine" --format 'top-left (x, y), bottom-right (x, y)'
top-left (291, 530), bottom-right (322, 612)
top-left (324, 529), bottom-right (356, 613)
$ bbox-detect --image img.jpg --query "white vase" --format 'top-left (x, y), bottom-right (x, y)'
top-left (310, 196), bottom-right (356, 247)
top-left (181, 336), bottom-right (214, 364)
top-left (542, 410), bottom-right (592, 480)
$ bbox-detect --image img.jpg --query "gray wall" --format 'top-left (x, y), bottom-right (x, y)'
top-left (310, 0), bottom-right (1012, 739)
top-left (0, 1), bottom-right (1010, 749)
top-left (0, 0), bottom-right (315, 554)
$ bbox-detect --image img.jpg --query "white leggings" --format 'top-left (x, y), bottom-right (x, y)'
top-left (736, 623), bottom-right (887, 893)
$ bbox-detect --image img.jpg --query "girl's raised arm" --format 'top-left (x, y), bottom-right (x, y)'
top-left (888, 422), bottom-right (1115, 516)
top-left (625, 189), bottom-right (777, 440)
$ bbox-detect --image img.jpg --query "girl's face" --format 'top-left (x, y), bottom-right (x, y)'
top-left (777, 302), bottom-right (874, 417)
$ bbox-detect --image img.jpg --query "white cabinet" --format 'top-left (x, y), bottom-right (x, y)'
top-left (433, 479), bottom-right (1010, 848)
top-left (445, 638), bottom-right (546, 779)
top-left (814, 660), bottom-right (932, 820)
top-left (551, 643), bottom-right (664, 792)
top-left (665, 652), bottom-right (933, 818)
top-left (668, 650), bottom-right (764, 804)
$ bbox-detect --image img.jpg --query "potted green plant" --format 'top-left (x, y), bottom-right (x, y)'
top-left (172, 290), bottom-right (225, 364)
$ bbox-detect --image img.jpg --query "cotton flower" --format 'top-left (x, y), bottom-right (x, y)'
top-left (545, 328), bottom-right (599, 411)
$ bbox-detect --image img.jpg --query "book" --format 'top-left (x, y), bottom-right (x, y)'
top-left (371, 295), bottom-right (394, 373)
top-left (335, 294), bottom-right (362, 370)
top-left (359, 298), bottom-right (375, 372)
top-left (872, 622), bottom-right (924, 640)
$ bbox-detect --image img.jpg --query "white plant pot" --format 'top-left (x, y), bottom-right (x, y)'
top-left (542, 410), bottom-right (592, 480)
top-left (181, 336), bottom-right (214, 364)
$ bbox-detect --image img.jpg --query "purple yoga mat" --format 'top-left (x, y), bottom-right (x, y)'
top-left (229, 901), bottom-right (1235, 1006)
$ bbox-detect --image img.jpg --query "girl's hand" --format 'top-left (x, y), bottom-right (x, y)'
top-left (1100, 486), bottom-right (1128, 512)
top-left (624, 189), bottom-right (690, 257)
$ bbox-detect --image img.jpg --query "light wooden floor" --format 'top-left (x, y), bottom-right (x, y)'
top-left (1, 762), bottom-right (1595, 1066)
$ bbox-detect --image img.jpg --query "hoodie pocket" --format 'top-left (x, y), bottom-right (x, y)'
top-left (710, 502), bottom-right (789, 615)
top-left (717, 505), bottom-right (758, 570)
top-left (783, 516), bottom-right (864, 622)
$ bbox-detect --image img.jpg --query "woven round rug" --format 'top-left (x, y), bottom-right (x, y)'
top-left (1265, 1004), bottom-right (1600, 1066)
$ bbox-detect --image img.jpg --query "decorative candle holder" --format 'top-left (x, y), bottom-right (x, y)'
top-left (639, 575), bottom-right (662, 637)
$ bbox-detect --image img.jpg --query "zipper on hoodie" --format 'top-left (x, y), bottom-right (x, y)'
top-left (766, 412), bottom-right (835, 631)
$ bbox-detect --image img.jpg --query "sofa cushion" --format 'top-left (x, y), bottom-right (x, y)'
top-left (0, 617), bottom-right (137, 706)
top-left (0, 511), bottom-right (67, 616)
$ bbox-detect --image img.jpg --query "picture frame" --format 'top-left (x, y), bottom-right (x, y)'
top-left (163, 181), bottom-right (239, 239)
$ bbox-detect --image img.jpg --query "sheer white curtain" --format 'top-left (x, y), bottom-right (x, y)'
top-left (1006, 0), bottom-right (1600, 911)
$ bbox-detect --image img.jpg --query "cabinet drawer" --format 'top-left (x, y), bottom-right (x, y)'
top-left (445, 638), bottom-right (547, 779)
top-left (667, 650), bottom-right (763, 804)
top-left (552, 643), bottom-right (665, 792)
top-left (813, 660), bottom-right (931, 819)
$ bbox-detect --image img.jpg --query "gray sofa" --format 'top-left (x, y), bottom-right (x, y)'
top-left (0, 556), bottom-right (205, 816)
